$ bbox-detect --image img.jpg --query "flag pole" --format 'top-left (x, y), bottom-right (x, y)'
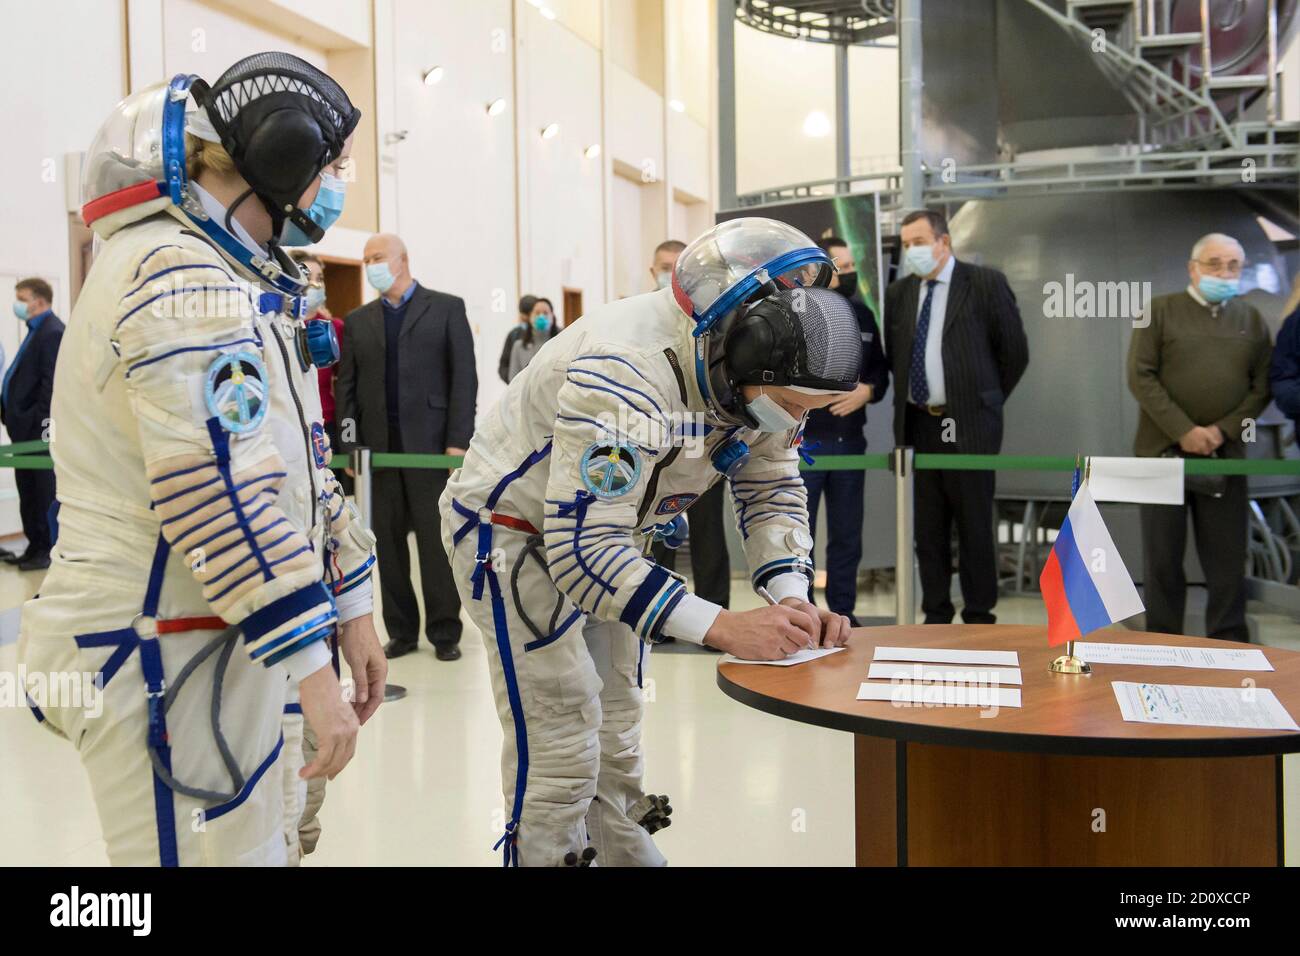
top-left (1050, 454), bottom-right (1093, 676)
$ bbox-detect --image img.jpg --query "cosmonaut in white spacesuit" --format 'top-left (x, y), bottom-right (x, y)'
top-left (19, 53), bottom-right (386, 866)
top-left (441, 217), bottom-right (865, 866)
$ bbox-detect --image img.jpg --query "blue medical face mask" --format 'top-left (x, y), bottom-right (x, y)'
top-left (1197, 274), bottom-right (1239, 304)
top-left (366, 262), bottom-right (396, 293)
top-left (532, 312), bottom-right (553, 333)
top-left (304, 285), bottom-right (326, 315)
top-left (280, 171), bottom-right (347, 247)
top-left (13, 301), bottom-right (28, 321)
top-left (746, 390), bottom-right (800, 433)
top-left (904, 243), bottom-right (938, 277)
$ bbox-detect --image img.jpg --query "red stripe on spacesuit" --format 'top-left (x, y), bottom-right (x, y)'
top-left (82, 180), bottom-right (165, 226)
top-left (155, 616), bottom-right (230, 634)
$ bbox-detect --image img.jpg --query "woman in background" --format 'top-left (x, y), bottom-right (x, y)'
top-left (498, 294), bottom-right (539, 383)
top-left (506, 296), bottom-right (557, 383)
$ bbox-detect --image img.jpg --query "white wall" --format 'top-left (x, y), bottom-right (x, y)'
top-left (385, 0), bottom-right (518, 412)
top-left (0, 0), bottom-right (125, 535)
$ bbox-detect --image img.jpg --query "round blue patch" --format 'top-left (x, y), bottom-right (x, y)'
top-left (311, 422), bottom-right (329, 468)
top-left (580, 441), bottom-right (642, 499)
top-left (205, 351), bottom-right (269, 434)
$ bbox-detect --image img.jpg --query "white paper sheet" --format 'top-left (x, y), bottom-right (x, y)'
top-left (1075, 642), bottom-right (1273, 672)
top-left (1111, 681), bottom-right (1299, 732)
top-left (857, 681), bottom-right (1022, 708)
top-left (1087, 456), bottom-right (1184, 505)
top-left (872, 646), bottom-right (1020, 667)
top-left (866, 662), bottom-right (1023, 685)
top-left (720, 646), bottom-right (845, 667)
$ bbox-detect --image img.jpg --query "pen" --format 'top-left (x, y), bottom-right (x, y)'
top-left (756, 586), bottom-right (816, 650)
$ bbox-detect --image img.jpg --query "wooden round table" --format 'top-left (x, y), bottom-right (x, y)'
top-left (717, 625), bottom-right (1300, 866)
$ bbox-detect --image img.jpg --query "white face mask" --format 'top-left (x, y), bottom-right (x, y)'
top-left (904, 243), bottom-right (939, 277)
top-left (746, 390), bottom-right (800, 433)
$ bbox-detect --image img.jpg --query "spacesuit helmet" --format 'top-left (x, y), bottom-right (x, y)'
top-left (671, 218), bottom-right (858, 427)
top-left (80, 54), bottom-right (359, 297)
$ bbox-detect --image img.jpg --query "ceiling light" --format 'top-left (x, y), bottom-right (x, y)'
top-left (540, 6), bottom-right (557, 19)
top-left (583, 144), bottom-right (601, 159)
top-left (486, 98), bottom-right (507, 116)
top-left (802, 110), bottom-right (831, 138)
top-left (540, 123), bottom-right (560, 140)
top-left (669, 99), bottom-right (686, 113)
top-left (422, 65), bottom-right (445, 86)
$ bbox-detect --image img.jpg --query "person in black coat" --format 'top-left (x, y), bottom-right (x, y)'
top-left (802, 237), bottom-right (890, 624)
top-left (337, 234), bottom-right (478, 660)
top-left (884, 210), bottom-right (1029, 625)
top-left (2, 277), bottom-right (64, 570)
top-left (1269, 275), bottom-right (1300, 430)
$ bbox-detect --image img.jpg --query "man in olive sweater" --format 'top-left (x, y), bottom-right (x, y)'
top-left (1126, 233), bottom-right (1272, 642)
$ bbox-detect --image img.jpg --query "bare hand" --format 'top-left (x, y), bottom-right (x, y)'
top-left (828, 383), bottom-right (873, 417)
top-left (299, 665), bottom-right (360, 780)
top-left (446, 447), bottom-right (467, 459)
top-left (339, 614), bottom-right (387, 725)
top-left (779, 598), bottom-right (852, 647)
top-left (1179, 426), bottom-right (1217, 456)
top-left (1206, 424), bottom-right (1226, 449)
top-left (703, 605), bottom-right (817, 660)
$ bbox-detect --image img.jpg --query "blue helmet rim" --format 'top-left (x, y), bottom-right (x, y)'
top-left (690, 246), bottom-right (832, 338)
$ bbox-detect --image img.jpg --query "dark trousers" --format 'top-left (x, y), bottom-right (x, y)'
top-left (652, 481), bottom-right (731, 607)
top-left (905, 405), bottom-right (998, 624)
top-left (803, 435), bottom-right (865, 616)
top-left (372, 428), bottom-right (461, 647)
top-left (1139, 476), bottom-right (1249, 642)
top-left (15, 456), bottom-right (55, 556)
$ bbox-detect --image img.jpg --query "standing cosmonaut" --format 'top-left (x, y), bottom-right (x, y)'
top-left (20, 53), bottom-right (385, 866)
top-left (441, 217), bottom-right (864, 866)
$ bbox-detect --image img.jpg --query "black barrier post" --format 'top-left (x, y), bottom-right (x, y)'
top-left (893, 446), bottom-right (916, 625)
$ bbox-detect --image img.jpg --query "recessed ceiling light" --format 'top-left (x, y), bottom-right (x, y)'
top-left (540, 123), bottom-right (560, 140)
top-left (669, 99), bottom-right (686, 113)
top-left (583, 143), bottom-right (601, 159)
top-left (802, 110), bottom-right (831, 138)
top-left (422, 65), bottom-right (444, 86)
top-left (486, 98), bottom-right (507, 116)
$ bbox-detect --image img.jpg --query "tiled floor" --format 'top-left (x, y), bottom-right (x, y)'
top-left (2, 560), bottom-right (1297, 866)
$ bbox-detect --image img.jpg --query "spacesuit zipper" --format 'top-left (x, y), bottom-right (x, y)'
top-left (636, 446), bottom-right (682, 525)
top-left (270, 321), bottom-right (318, 536)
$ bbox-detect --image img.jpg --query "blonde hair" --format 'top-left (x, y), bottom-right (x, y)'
top-left (184, 133), bottom-right (237, 180)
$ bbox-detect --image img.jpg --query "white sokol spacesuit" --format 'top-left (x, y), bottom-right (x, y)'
top-left (19, 64), bottom-right (374, 866)
top-left (441, 218), bottom-right (863, 866)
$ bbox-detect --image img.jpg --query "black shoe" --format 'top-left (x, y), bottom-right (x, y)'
top-left (3, 549), bottom-right (31, 565)
top-left (434, 644), bottom-right (462, 662)
top-left (383, 639), bottom-right (418, 659)
top-left (0, 547), bottom-right (16, 561)
top-left (17, 553), bottom-right (50, 572)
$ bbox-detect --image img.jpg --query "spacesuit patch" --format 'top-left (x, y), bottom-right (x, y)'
top-left (310, 422), bottom-right (329, 468)
top-left (654, 493), bottom-right (697, 515)
top-left (204, 351), bottom-right (269, 434)
top-left (579, 441), bottom-right (642, 499)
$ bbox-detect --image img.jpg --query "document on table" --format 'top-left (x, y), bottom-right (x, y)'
top-left (721, 647), bottom-right (845, 667)
top-left (1075, 642), bottom-right (1273, 672)
top-left (872, 646), bottom-right (1019, 667)
top-left (1112, 681), bottom-right (1299, 732)
top-left (866, 662), bottom-right (1023, 685)
top-left (857, 682), bottom-right (1022, 708)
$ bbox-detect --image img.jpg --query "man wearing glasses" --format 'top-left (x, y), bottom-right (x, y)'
top-left (1126, 233), bottom-right (1273, 642)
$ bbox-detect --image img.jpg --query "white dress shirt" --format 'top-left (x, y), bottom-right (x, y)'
top-left (914, 253), bottom-right (957, 406)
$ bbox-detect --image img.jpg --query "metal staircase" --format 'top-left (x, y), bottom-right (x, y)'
top-left (730, 0), bottom-right (1298, 222)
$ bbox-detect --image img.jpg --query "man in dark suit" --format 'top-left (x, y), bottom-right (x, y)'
top-left (337, 234), bottom-right (478, 660)
top-left (2, 277), bottom-right (64, 570)
top-left (884, 210), bottom-right (1028, 625)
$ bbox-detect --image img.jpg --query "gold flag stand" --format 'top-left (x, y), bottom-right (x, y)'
top-left (1050, 455), bottom-right (1093, 676)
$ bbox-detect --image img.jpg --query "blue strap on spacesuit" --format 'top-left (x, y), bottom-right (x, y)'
top-left (142, 532), bottom-right (180, 867)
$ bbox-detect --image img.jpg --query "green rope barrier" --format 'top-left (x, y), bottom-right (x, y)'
top-left (4, 447), bottom-right (1298, 477)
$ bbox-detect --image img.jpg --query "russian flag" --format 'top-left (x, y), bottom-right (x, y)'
top-left (1039, 484), bottom-right (1144, 647)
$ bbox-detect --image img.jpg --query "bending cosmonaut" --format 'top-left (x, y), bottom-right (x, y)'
top-left (20, 53), bottom-right (385, 866)
top-left (441, 217), bottom-right (864, 866)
